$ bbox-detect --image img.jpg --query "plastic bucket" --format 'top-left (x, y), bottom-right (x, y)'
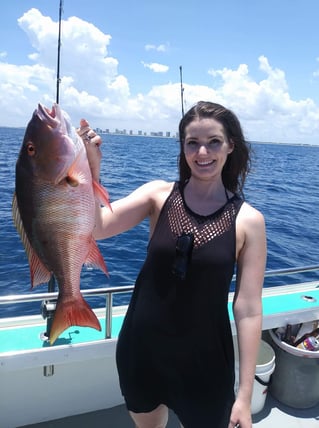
top-left (269, 329), bottom-right (319, 408)
top-left (233, 337), bottom-right (276, 414)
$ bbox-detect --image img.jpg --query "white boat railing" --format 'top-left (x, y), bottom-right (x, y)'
top-left (0, 265), bottom-right (319, 340)
top-left (0, 285), bottom-right (133, 339)
top-left (263, 264), bottom-right (319, 277)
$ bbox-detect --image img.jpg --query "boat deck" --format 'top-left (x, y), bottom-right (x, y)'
top-left (23, 394), bottom-right (319, 428)
top-left (1, 280), bottom-right (319, 428)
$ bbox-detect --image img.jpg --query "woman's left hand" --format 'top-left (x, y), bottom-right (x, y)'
top-left (228, 398), bottom-right (252, 428)
top-left (77, 119), bottom-right (103, 182)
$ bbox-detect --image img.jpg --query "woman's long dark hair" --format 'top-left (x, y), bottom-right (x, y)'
top-left (178, 101), bottom-right (251, 194)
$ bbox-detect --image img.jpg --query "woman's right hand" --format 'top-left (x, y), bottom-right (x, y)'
top-left (77, 119), bottom-right (103, 182)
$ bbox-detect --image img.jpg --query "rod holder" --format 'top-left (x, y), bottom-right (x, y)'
top-left (41, 300), bottom-right (57, 340)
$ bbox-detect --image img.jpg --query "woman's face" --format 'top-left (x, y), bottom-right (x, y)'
top-left (183, 117), bottom-right (234, 182)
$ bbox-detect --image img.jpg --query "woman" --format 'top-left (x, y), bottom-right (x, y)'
top-left (79, 101), bottom-right (266, 428)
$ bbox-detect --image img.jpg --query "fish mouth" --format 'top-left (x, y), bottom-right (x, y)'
top-left (36, 103), bottom-right (72, 135)
top-left (35, 103), bottom-right (77, 184)
top-left (36, 103), bottom-right (60, 128)
top-left (37, 103), bottom-right (82, 151)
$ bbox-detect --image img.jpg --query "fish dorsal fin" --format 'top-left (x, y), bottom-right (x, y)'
top-left (12, 193), bottom-right (51, 288)
top-left (85, 237), bottom-right (109, 276)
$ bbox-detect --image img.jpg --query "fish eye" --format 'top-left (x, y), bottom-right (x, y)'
top-left (26, 142), bottom-right (36, 156)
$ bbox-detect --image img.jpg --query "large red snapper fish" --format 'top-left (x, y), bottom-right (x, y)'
top-left (12, 103), bottom-right (111, 345)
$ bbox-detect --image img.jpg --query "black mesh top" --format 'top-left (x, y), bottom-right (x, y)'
top-left (116, 181), bottom-right (244, 427)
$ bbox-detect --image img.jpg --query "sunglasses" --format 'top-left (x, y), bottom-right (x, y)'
top-left (172, 232), bottom-right (194, 281)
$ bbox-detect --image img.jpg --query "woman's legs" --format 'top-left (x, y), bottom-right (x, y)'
top-left (129, 404), bottom-right (169, 428)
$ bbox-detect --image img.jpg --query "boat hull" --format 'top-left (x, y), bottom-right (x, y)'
top-left (1, 282), bottom-right (319, 427)
top-left (0, 339), bottom-right (123, 428)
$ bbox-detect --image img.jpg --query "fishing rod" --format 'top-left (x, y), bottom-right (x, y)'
top-left (179, 65), bottom-right (185, 117)
top-left (43, 0), bottom-right (64, 339)
top-left (56, 0), bottom-right (63, 104)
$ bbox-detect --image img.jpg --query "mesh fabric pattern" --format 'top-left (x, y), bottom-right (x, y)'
top-left (167, 186), bottom-right (236, 249)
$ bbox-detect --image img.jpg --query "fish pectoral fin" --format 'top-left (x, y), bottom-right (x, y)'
top-left (66, 148), bottom-right (88, 186)
top-left (66, 170), bottom-right (87, 187)
top-left (49, 295), bottom-right (101, 345)
top-left (65, 175), bottom-right (80, 187)
top-left (85, 239), bottom-right (109, 276)
top-left (93, 179), bottom-right (112, 211)
top-left (12, 193), bottom-right (51, 287)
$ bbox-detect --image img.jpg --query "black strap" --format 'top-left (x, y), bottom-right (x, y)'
top-left (255, 374), bottom-right (272, 387)
top-left (224, 187), bottom-right (231, 202)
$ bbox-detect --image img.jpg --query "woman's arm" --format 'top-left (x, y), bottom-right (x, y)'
top-left (94, 179), bottom-right (172, 240)
top-left (77, 120), bottom-right (173, 240)
top-left (229, 202), bottom-right (267, 428)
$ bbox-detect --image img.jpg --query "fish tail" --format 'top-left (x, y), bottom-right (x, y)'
top-left (49, 295), bottom-right (101, 345)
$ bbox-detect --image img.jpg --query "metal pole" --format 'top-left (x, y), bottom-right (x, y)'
top-left (105, 292), bottom-right (113, 339)
top-left (56, 0), bottom-right (63, 104)
top-left (43, 275), bottom-right (57, 340)
top-left (179, 66), bottom-right (184, 117)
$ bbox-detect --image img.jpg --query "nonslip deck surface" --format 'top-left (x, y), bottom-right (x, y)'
top-left (0, 315), bottom-right (123, 353)
top-left (22, 394), bottom-right (319, 428)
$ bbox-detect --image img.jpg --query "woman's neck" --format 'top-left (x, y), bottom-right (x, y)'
top-left (183, 177), bottom-right (229, 216)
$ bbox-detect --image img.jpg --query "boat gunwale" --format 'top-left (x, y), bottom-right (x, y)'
top-left (1, 281), bottom-right (319, 367)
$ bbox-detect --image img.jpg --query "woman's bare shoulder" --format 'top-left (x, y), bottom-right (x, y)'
top-left (147, 180), bottom-right (176, 208)
top-left (113, 180), bottom-right (175, 213)
top-left (97, 180), bottom-right (175, 239)
top-left (236, 201), bottom-right (266, 247)
top-left (141, 179), bottom-right (175, 192)
top-left (132, 180), bottom-right (175, 202)
top-left (237, 201), bottom-right (265, 224)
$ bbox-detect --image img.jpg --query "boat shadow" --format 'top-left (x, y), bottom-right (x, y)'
top-left (41, 329), bottom-right (81, 347)
top-left (253, 393), bottom-right (319, 423)
top-left (23, 405), bottom-right (182, 427)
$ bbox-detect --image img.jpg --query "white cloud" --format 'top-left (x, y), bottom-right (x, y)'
top-left (157, 44), bottom-right (168, 52)
top-left (18, 8), bottom-right (121, 98)
top-left (141, 62), bottom-right (169, 73)
top-left (1, 8), bottom-right (319, 144)
top-left (313, 57), bottom-right (319, 77)
top-left (144, 43), bottom-right (169, 52)
top-left (207, 56), bottom-right (319, 143)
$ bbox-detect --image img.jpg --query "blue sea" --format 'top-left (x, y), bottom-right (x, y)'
top-left (1, 127), bottom-right (319, 317)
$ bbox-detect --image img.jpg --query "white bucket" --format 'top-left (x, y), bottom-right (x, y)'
top-left (233, 337), bottom-right (276, 414)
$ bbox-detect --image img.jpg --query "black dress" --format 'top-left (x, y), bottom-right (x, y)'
top-left (116, 182), bottom-right (244, 428)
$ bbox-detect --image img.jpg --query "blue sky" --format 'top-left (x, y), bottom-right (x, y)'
top-left (2, 0), bottom-right (319, 143)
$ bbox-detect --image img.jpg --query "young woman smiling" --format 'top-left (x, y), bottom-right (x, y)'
top-left (79, 101), bottom-right (266, 428)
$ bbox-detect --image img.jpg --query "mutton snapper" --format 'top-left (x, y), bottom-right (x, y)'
top-left (12, 103), bottom-right (111, 344)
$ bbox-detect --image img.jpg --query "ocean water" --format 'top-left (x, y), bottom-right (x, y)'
top-left (1, 127), bottom-right (319, 317)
